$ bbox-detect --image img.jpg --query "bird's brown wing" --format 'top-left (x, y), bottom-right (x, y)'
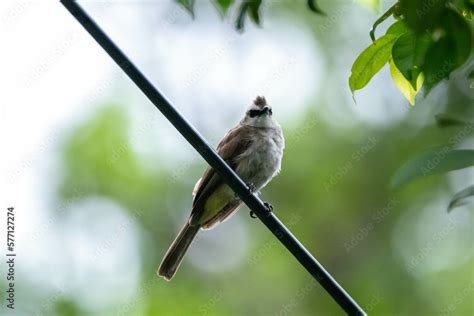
top-left (189, 125), bottom-right (252, 225)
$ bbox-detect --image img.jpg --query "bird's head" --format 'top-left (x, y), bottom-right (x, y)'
top-left (241, 96), bottom-right (277, 128)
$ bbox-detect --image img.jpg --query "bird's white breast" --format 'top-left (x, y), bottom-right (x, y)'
top-left (236, 126), bottom-right (284, 190)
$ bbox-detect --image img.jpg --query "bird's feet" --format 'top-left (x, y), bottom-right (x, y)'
top-left (249, 201), bottom-right (274, 219)
top-left (263, 201), bottom-right (273, 213)
top-left (247, 183), bottom-right (257, 194)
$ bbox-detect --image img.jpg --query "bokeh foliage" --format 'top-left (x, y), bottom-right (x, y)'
top-left (55, 100), bottom-right (473, 314)
top-left (43, 1), bottom-right (474, 315)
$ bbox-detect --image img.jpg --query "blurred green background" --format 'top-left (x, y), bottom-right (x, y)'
top-left (5, 0), bottom-right (473, 315)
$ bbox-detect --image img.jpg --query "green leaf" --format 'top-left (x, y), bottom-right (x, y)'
top-left (392, 31), bottom-right (432, 88)
top-left (423, 37), bottom-right (456, 93)
top-left (389, 58), bottom-right (423, 105)
top-left (235, 2), bottom-right (249, 31)
top-left (369, 3), bottom-right (397, 41)
top-left (390, 149), bottom-right (474, 188)
top-left (467, 0), bottom-right (474, 10)
top-left (448, 185), bottom-right (474, 212)
top-left (438, 8), bottom-right (472, 67)
top-left (399, 0), bottom-right (448, 32)
top-left (248, 0), bottom-right (262, 25)
top-left (386, 20), bottom-right (409, 37)
top-left (357, 0), bottom-right (381, 11)
top-left (452, 0), bottom-right (473, 19)
top-left (435, 113), bottom-right (471, 127)
top-left (235, 0), bottom-right (262, 31)
top-left (349, 34), bottom-right (398, 94)
top-left (176, 0), bottom-right (195, 18)
top-left (423, 9), bottom-right (472, 93)
top-left (213, 0), bottom-right (234, 16)
top-left (307, 0), bottom-right (325, 15)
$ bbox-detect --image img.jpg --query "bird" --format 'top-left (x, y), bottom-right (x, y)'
top-left (158, 96), bottom-right (285, 281)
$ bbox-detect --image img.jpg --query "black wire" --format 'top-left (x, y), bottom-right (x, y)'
top-left (60, 1), bottom-right (366, 315)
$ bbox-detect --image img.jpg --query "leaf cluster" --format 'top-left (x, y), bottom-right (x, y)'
top-left (349, 0), bottom-right (473, 105)
top-left (176, 0), bottom-right (324, 31)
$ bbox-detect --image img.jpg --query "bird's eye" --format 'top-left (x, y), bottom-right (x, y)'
top-left (269, 108), bottom-right (273, 115)
top-left (249, 109), bottom-right (260, 118)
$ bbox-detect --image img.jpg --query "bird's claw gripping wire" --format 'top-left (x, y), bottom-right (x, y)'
top-left (264, 201), bottom-right (273, 213)
top-left (247, 183), bottom-right (257, 194)
top-left (250, 201), bottom-right (273, 218)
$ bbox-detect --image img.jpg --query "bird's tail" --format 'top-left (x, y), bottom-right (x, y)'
top-left (158, 222), bottom-right (200, 281)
